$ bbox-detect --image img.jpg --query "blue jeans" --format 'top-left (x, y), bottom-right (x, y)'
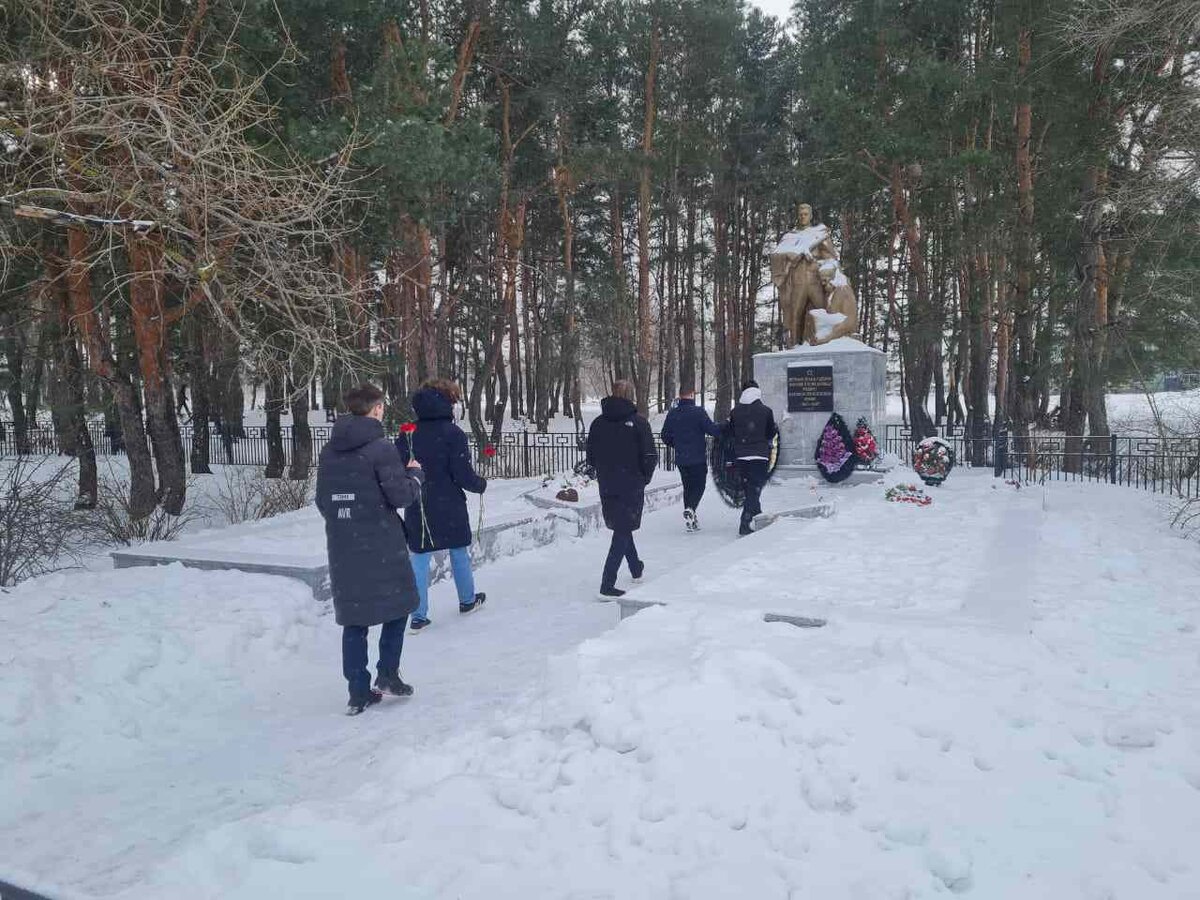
top-left (343, 618), bottom-right (406, 702)
top-left (410, 546), bottom-right (476, 621)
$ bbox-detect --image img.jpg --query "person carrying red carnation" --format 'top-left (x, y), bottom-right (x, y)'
top-left (395, 378), bottom-right (488, 633)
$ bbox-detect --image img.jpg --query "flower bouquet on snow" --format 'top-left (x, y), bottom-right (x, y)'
top-left (814, 412), bottom-right (858, 483)
top-left (852, 417), bottom-right (879, 467)
top-left (885, 483), bottom-right (931, 506)
top-left (912, 436), bottom-right (954, 486)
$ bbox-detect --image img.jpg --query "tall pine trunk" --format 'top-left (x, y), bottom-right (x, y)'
top-left (1064, 48), bottom-right (1113, 470)
top-left (126, 232), bottom-right (186, 514)
top-left (1011, 19), bottom-right (1038, 444)
top-left (188, 312), bottom-right (213, 475)
top-left (634, 22), bottom-right (660, 416)
top-left (681, 188), bottom-right (697, 393)
top-left (64, 225), bottom-right (156, 516)
top-left (892, 166), bottom-right (937, 438)
top-left (47, 252), bottom-right (98, 507)
top-left (289, 377), bottom-right (313, 480)
top-left (264, 371), bottom-right (285, 479)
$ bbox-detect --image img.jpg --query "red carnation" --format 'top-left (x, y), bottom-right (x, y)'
top-left (484, 444), bottom-right (497, 458)
top-left (400, 422), bottom-right (417, 435)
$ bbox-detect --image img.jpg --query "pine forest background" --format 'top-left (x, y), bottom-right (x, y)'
top-left (1, 0), bottom-right (1198, 519)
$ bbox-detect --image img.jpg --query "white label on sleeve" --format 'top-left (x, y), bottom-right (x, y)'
top-left (332, 493), bottom-right (355, 501)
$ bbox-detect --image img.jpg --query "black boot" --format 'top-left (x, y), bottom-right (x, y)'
top-left (374, 671), bottom-right (414, 698)
top-left (347, 688), bottom-right (384, 716)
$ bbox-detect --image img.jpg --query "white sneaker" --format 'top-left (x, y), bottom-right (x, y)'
top-left (683, 509), bottom-right (698, 533)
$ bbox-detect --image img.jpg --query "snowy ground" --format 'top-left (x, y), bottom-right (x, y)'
top-left (3, 470), bottom-right (1200, 898)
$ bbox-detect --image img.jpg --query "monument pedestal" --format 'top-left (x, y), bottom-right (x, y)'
top-left (753, 337), bottom-right (886, 471)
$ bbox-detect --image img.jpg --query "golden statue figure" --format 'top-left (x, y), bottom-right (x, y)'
top-left (769, 203), bottom-right (858, 346)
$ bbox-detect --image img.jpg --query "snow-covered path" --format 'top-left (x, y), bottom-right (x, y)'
top-left (1, 480), bottom-right (743, 897)
top-left (5, 471), bottom-right (1200, 899)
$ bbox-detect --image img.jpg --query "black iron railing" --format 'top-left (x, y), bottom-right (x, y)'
top-left (884, 424), bottom-right (1200, 500)
top-left (0, 422), bottom-right (676, 479)
top-left (8, 419), bottom-right (1196, 497)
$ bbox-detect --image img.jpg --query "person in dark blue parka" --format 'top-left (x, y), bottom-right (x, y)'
top-left (316, 383), bottom-right (425, 715)
top-left (661, 387), bottom-right (722, 532)
top-left (395, 379), bottom-right (487, 632)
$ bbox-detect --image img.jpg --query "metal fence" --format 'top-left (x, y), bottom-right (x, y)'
top-left (884, 424), bottom-right (1200, 500)
top-left (8, 420), bottom-right (1197, 498)
top-left (0, 422), bottom-right (676, 479)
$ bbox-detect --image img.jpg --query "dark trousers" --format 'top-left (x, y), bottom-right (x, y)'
top-left (738, 459), bottom-right (770, 527)
top-left (342, 617), bottom-right (407, 702)
top-left (601, 529), bottom-right (641, 590)
top-left (678, 463), bottom-right (708, 511)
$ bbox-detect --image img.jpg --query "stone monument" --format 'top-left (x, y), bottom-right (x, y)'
top-left (758, 204), bottom-right (886, 475)
top-left (770, 203), bottom-right (860, 347)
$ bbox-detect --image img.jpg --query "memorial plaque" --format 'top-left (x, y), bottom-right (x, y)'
top-left (787, 363), bottom-right (833, 413)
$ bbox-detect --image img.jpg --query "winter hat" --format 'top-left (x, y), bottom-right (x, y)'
top-left (741, 379), bottom-right (759, 392)
top-left (739, 385), bottom-right (762, 404)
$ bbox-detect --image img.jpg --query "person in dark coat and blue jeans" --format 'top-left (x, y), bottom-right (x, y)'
top-left (661, 387), bottom-right (722, 532)
top-left (316, 384), bottom-right (425, 715)
top-left (396, 379), bottom-right (487, 632)
top-left (587, 380), bottom-right (658, 599)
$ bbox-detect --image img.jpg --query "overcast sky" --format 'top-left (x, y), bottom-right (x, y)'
top-left (748, 0), bottom-right (794, 24)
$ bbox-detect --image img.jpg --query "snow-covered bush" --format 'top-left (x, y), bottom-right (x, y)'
top-left (209, 466), bottom-right (313, 525)
top-left (93, 466), bottom-right (200, 545)
top-left (0, 456), bottom-right (94, 586)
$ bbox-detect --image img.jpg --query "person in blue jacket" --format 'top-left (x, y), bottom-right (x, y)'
top-left (395, 379), bottom-right (487, 632)
top-left (660, 387), bottom-right (723, 532)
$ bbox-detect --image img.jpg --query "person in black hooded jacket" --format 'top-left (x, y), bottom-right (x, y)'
top-left (316, 383), bottom-right (424, 715)
top-left (726, 379), bottom-right (778, 535)
top-left (586, 380), bottom-right (658, 598)
top-left (395, 379), bottom-right (487, 632)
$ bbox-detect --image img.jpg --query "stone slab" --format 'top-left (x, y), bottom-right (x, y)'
top-left (754, 338), bottom-right (886, 468)
top-left (111, 545), bottom-right (332, 600)
top-left (616, 597), bottom-right (826, 629)
top-left (751, 500), bottom-right (837, 532)
top-left (772, 467), bottom-right (886, 488)
top-left (524, 482), bottom-right (683, 538)
top-left (111, 484), bottom-right (686, 600)
top-left (110, 513), bottom-right (558, 601)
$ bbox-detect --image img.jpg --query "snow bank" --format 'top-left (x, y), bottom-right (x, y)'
top-left (111, 475), bottom-right (1200, 899)
top-left (0, 565), bottom-right (325, 887)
